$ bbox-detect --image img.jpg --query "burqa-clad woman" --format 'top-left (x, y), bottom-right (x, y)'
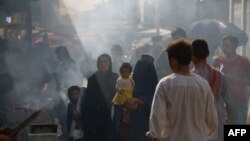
top-left (82, 53), bottom-right (118, 141)
top-left (125, 55), bottom-right (158, 141)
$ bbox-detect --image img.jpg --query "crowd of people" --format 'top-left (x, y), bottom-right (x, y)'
top-left (0, 26), bottom-right (250, 141)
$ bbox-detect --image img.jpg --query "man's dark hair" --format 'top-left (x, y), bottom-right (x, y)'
top-left (223, 34), bottom-right (239, 47)
top-left (192, 39), bottom-right (210, 60)
top-left (166, 38), bottom-right (192, 65)
top-left (119, 62), bottom-right (132, 73)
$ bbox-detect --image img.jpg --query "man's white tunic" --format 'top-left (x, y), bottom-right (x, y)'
top-left (147, 73), bottom-right (218, 141)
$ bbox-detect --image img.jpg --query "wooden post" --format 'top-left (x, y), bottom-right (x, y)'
top-left (241, 0), bottom-right (247, 56)
top-left (229, 0), bottom-right (234, 23)
top-left (155, 0), bottom-right (160, 35)
top-left (26, 0), bottom-right (32, 47)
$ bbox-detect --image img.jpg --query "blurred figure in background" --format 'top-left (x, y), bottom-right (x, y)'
top-left (213, 35), bottom-right (250, 124)
top-left (27, 42), bottom-right (53, 100)
top-left (191, 39), bottom-right (234, 141)
top-left (54, 46), bottom-right (81, 92)
top-left (111, 44), bottom-right (124, 74)
top-left (155, 27), bottom-right (187, 80)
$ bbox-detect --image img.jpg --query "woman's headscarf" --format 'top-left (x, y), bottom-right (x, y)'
top-left (133, 55), bottom-right (158, 104)
top-left (96, 53), bottom-right (113, 73)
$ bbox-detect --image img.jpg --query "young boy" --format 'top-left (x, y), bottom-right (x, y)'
top-left (67, 86), bottom-right (83, 141)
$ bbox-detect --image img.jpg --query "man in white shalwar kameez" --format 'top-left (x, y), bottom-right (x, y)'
top-left (191, 39), bottom-right (234, 141)
top-left (146, 39), bottom-right (218, 141)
